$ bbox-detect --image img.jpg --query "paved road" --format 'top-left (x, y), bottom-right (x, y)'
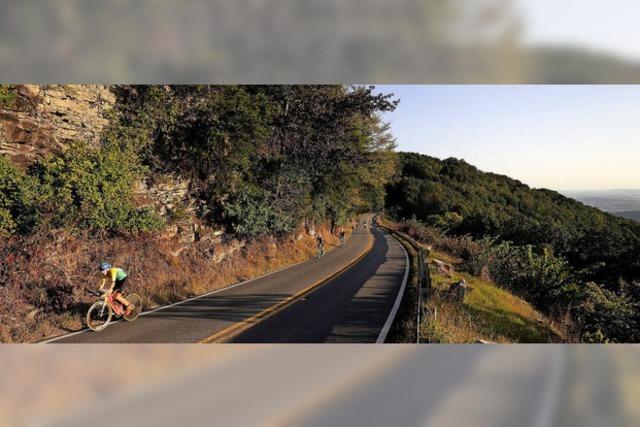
top-left (49, 224), bottom-right (408, 343)
top-left (231, 226), bottom-right (408, 343)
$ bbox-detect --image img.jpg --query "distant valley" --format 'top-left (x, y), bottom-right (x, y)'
top-left (564, 189), bottom-right (640, 222)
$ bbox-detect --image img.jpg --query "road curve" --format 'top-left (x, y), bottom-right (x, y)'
top-left (230, 225), bottom-right (408, 343)
top-left (47, 224), bottom-right (408, 343)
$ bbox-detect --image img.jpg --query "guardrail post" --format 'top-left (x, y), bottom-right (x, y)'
top-left (416, 248), bottom-right (425, 343)
top-left (423, 247), bottom-right (431, 293)
top-left (416, 246), bottom-right (433, 343)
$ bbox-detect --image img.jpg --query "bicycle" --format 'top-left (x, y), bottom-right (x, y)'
top-left (317, 244), bottom-right (325, 259)
top-left (85, 289), bottom-right (142, 332)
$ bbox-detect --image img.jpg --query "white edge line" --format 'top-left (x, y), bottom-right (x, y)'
top-left (375, 230), bottom-right (410, 344)
top-left (40, 235), bottom-right (348, 344)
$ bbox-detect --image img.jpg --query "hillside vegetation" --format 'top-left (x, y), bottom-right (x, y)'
top-left (1, 85), bottom-right (398, 237)
top-left (380, 217), bottom-right (562, 343)
top-left (425, 250), bottom-right (563, 343)
top-left (386, 152), bottom-right (640, 343)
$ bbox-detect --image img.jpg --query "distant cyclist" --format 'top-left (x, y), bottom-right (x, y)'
top-left (99, 262), bottom-right (134, 316)
top-left (316, 234), bottom-right (325, 258)
top-left (338, 228), bottom-right (346, 246)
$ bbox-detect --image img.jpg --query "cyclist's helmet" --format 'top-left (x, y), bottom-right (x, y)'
top-left (99, 262), bottom-right (111, 271)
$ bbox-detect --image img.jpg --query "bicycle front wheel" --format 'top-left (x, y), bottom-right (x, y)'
top-left (86, 300), bottom-right (112, 332)
top-left (124, 293), bottom-right (143, 321)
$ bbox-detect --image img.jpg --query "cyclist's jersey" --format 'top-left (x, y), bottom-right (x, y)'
top-left (105, 267), bottom-right (127, 281)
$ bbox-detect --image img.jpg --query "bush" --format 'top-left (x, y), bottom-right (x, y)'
top-left (224, 183), bottom-right (296, 236)
top-left (35, 141), bottom-right (163, 233)
top-left (571, 282), bottom-right (638, 343)
top-left (0, 85), bottom-right (16, 108)
top-left (0, 156), bottom-right (39, 235)
top-left (397, 219), bottom-right (445, 246)
top-left (488, 243), bottom-right (570, 309)
top-left (390, 216), bottom-right (638, 342)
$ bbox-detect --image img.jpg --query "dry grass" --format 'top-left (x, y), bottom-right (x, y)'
top-left (0, 223), bottom-right (342, 343)
top-left (379, 215), bottom-right (565, 343)
top-left (428, 249), bottom-right (462, 266)
top-left (423, 262), bottom-right (565, 343)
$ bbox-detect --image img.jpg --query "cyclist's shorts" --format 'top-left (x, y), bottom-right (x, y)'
top-left (113, 277), bottom-right (127, 293)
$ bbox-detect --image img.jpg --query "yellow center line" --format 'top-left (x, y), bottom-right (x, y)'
top-left (200, 230), bottom-right (375, 344)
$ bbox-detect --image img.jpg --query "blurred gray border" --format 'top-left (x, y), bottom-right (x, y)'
top-left (3, 0), bottom-right (640, 83)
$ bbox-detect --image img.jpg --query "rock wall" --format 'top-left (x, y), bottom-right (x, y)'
top-left (0, 84), bottom-right (115, 168)
top-left (0, 84), bottom-right (267, 256)
top-left (135, 175), bottom-right (200, 246)
top-left (0, 84), bottom-right (200, 243)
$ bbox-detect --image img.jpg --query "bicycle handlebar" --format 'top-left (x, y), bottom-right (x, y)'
top-left (86, 289), bottom-right (103, 297)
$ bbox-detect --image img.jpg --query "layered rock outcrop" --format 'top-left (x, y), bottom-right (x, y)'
top-left (0, 84), bottom-right (115, 168)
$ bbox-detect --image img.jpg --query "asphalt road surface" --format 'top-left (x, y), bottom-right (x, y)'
top-left (230, 225), bottom-right (407, 343)
top-left (47, 224), bottom-right (408, 343)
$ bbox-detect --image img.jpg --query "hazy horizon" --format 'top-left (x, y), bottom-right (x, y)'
top-left (378, 85), bottom-right (640, 192)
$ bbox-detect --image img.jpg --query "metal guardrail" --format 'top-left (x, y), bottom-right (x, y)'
top-left (378, 222), bottom-right (431, 343)
top-left (416, 247), bottom-right (426, 343)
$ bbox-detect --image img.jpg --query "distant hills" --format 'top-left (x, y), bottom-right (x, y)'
top-left (386, 152), bottom-right (640, 285)
top-left (564, 189), bottom-right (640, 222)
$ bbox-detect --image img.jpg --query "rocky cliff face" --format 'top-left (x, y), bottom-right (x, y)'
top-left (0, 84), bottom-right (115, 168)
top-left (0, 84), bottom-right (262, 257)
top-left (0, 84), bottom-right (198, 242)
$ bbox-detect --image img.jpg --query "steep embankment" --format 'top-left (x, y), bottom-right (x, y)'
top-left (425, 249), bottom-right (563, 343)
top-left (381, 217), bottom-right (562, 343)
top-left (2, 223), bottom-right (346, 343)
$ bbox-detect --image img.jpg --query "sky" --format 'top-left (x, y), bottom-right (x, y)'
top-left (376, 85), bottom-right (640, 191)
top-left (518, 0), bottom-right (640, 61)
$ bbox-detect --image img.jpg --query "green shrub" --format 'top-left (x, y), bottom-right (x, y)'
top-left (571, 282), bottom-right (638, 343)
top-left (113, 85), bottom-right (398, 235)
top-left (224, 183), bottom-right (296, 237)
top-left (0, 85), bottom-right (16, 108)
top-left (35, 141), bottom-right (163, 233)
top-left (487, 243), bottom-right (571, 309)
top-left (0, 156), bottom-right (39, 235)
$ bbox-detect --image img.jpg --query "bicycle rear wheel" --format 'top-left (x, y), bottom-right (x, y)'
top-left (86, 300), bottom-right (112, 331)
top-left (124, 293), bottom-right (143, 321)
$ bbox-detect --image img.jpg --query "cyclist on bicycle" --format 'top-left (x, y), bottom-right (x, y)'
top-left (316, 234), bottom-right (325, 258)
top-left (338, 228), bottom-right (346, 245)
top-left (99, 262), bottom-right (134, 316)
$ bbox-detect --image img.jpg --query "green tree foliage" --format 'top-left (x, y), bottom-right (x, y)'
top-left (224, 183), bottom-right (298, 237)
top-left (3, 85), bottom-right (397, 238)
top-left (387, 152), bottom-right (640, 286)
top-left (570, 282), bottom-right (638, 343)
top-left (33, 141), bottom-right (162, 232)
top-left (0, 156), bottom-right (39, 235)
top-left (0, 85), bottom-right (16, 108)
top-left (487, 243), bottom-right (570, 309)
top-left (111, 85), bottom-right (398, 236)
